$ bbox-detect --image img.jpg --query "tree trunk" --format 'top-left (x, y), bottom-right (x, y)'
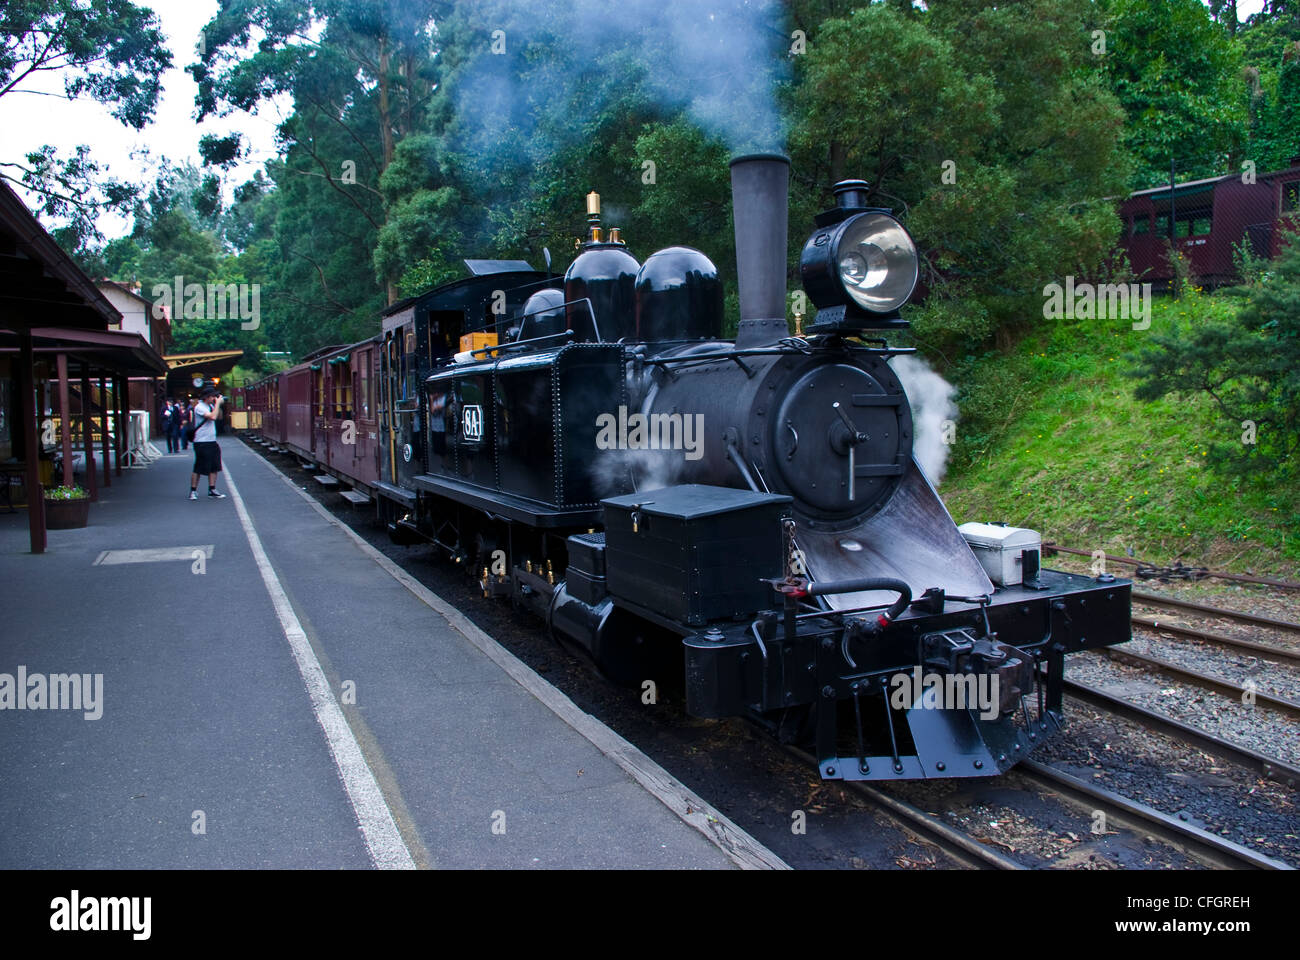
top-left (829, 141), bottom-right (845, 187)
top-left (378, 35), bottom-right (399, 306)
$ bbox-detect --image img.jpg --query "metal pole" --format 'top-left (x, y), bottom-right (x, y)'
top-left (19, 331), bottom-right (45, 553)
top-left (56, 352), bottom-right (73, 488)
top-left (80, 366), bottom-right (97, 502)
top-left (1170, 156), bottom-right (1178, 298)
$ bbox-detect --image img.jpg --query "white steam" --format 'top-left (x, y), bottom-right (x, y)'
top-left (588, 447), bottom-right (685, 499)
top-left (891, 354), bottom-right (959, 488)
top-left (452, 0), bottom-right (788, 169)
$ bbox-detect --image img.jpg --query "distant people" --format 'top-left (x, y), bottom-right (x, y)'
top-left (189, 385), bottom-right (226, 501)
top-left (180, 398), bottom-right (196, 450)
top-left (164, 399), bottom-right (181, 453)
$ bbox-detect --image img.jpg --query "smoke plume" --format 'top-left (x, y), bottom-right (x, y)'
top-left (891, 354), bottom-right (959, 488)
top-left (451, 0), bottom-right (789, 173)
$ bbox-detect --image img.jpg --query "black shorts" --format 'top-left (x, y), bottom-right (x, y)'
top-left (193, 441), bottom-right (222, 475)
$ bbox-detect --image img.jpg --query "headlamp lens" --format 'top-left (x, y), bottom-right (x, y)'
top-left (836, 213), bottom-right (918, 313)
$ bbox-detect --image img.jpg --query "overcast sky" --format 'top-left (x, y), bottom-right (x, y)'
top-left (0, 0), bottom-right (1274, 242)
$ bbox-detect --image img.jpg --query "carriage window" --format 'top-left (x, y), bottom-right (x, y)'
top-left (1156, 210), bottom-right (1211, 239)
top-left (312, 368), bottom-right (324, 417)
top-left (1284, 181), bottom-right (1299, 213)
top-left (333, 361), bottom-right (353, 419)
top-left (403, 325), bottom-right (417, 400)
top-left (359, 359), bottom-right (370, 419)
top-left (1131, 215), bottom-right (1151, 236)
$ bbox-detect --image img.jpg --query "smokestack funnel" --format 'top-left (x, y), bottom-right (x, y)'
top-left (729, 154), bottom-right (790, 345)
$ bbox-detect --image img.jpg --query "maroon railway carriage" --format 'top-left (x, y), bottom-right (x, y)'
top-left (318, 338), bottom-right (381, 491)
top-left (247, 339), bottom-right (382, 494)
top-left (262, 373), bottom-right (283, 445)
top-left (1119, 157), bottom-right (1300, 287)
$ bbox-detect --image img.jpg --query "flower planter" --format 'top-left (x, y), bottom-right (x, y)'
top-left (44, 496), bottom-right (90, 529)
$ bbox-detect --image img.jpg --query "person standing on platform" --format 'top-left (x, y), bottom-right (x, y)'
top-left (189, 385), bottom-right (226, 500)
top-left (164, 398), bottom-right (181, 453)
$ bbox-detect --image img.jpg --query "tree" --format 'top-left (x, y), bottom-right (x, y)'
top-left (1129, 237), bottom-right (1300, 478)
top-left (1099, 0), bottom-right (1247, 187)
top-left (789, 0), bottom-right (1129, 355)
top-left (0, 0), bottom-right (171, 245)
top-left (192, 1), bottom-right (443, 305)
top-left (1246, 40), bottom-right (1300, 171)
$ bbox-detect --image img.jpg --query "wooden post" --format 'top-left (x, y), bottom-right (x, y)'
top-left (80, 366), bottom-right (97, 502)
top-left (18, 331), bottom-right (45, 554)
top-left (99, 375), bottom-right (111, 488)
top-left (114, 375), bottom-right (125, 476)
top-left (56, 352), bottom-right (73, 488)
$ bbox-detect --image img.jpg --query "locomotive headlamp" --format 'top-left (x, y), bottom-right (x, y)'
top-left (834, 214), bottom-right (916, 312)
top-left (800, 179), bottom-right (918, 332)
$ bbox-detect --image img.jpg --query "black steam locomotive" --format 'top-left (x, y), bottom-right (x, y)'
top-left (247, 155), bottom-right (1131, 781)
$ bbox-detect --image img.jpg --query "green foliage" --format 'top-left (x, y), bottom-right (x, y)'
top-left (791, 0), bottom-right (1129, 346)
top-left (0, 0), bottom-right (172, 129)
top-left (1099, 0), bottom-right (1247, 187)
top-left (1246, 42), bottom-right (1300, 172)
top-left (1127, 239), bottom-right (1300, 478)
top-left (942, 293), bottom-right (1300, 572)
top-left (630, 121), bottom-right (733, 272)
top-left (3, 145), bottom-right (139, 251)
top-left (0, 0), bottom-right (171, 249)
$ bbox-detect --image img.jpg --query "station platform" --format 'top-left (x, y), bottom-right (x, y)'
top-left (0, 440), bottom-right (782, 869)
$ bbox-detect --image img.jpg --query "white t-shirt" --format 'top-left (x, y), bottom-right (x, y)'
top-left (194, 402), bottom-right (217, 442)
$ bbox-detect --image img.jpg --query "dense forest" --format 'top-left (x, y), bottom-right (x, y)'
top-left (3, 0), bottom-right (1299, 482)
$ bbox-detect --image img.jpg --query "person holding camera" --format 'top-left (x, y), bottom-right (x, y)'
top-left (189, 384), bottom-right (226, 500)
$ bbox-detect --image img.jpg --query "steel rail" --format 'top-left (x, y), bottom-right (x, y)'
top-left (1102, 647), bottom-right (1300, 719)
top-left (1131, 615), bottom-right (1300, 663)
top-left (781, 745), bottom-right (1023, 870)
top-left (1043, 543), bottom-right (1300, 591)
top-left (1017, 759), bottom-right (1292, 870)
top-left (1132, 590), bottom-right (1300, 634)
top-left (1064, 677), bottom-right (1300, 787)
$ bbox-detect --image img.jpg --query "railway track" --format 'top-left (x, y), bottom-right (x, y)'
top-left (1014, 760), bottom-right (1291, 870)
top-left (1131, 591), bottom-right (1300, 663)
top-left (1132, 591), bottom-right (1300, 635)
top-left (1043, 542), bottom-right (1300, 591)
top-left (1099, 647), bottom-right (1300, 719)
top-left (781, 744), bottom-right (1024, 870)
top-left (1064, 677), bottom-right (1300, 787)
top-left (1130, 614), bottom-right (1300, 662)
top-left (785, 742), bottom-right (1289, 870)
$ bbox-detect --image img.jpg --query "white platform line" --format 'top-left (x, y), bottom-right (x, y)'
top-left (224, 465), bottom-right (416, 870)
top-left (242, 446), bottom-right (789, 871)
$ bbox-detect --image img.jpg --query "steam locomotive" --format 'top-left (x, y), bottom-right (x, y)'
top-left (240, 155), bottom-right (1132, 781)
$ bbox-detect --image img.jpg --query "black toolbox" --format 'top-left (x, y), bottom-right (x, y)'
top-left (601, 484), bottom-right (792, 625)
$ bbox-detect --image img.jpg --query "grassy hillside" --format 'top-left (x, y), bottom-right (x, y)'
top-left (936, 289), bottom-right (1300, 576)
